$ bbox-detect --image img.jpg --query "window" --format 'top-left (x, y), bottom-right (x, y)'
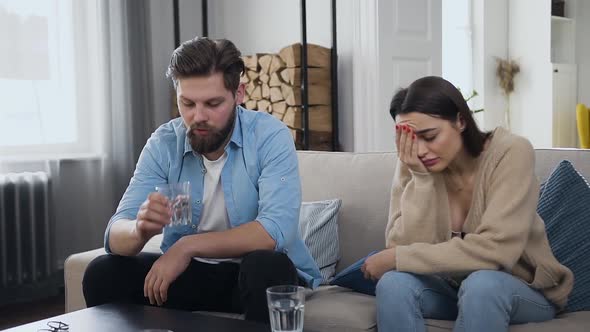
top-left (0, 0), bottom-right (103, 159)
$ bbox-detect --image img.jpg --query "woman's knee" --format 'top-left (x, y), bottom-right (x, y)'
top-left (459, 270), bottom-right (512, 301)
top-left (376, 271), bottom-right (421, 302)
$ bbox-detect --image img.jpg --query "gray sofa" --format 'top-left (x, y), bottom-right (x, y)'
top-left (65, 149), bottom-right (590, 331)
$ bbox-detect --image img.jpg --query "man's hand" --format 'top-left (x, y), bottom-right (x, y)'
top-left (361, 247), bottom-right (397, 281)
top-left (135, 192), bottom-right (172, 241)
top-left (144, 240), bottom-right (191, 306)
top-left (108, 193), bottom-right (172, 256)
top-left (395, 124), bottom-right (428, 173)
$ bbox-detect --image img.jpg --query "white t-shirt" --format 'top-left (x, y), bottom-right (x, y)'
top-left (194, 152), bottom-right (240, 264)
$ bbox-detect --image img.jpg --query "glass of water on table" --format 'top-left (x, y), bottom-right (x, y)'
top-left (266, 285), bottom-right (306, 332)
top-left (155, 181), bottom-right (191, 226)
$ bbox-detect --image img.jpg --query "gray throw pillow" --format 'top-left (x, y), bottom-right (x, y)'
top-left (299, 199), bottom-right (342, 284)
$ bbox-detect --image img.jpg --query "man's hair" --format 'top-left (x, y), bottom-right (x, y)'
top-left (166, 37), bottom-right (245, 93)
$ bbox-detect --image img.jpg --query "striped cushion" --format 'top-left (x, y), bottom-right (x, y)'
top-left (299, 199), bottom-right (342, 284)
top-left (537, 160), bottom-right (590, 312)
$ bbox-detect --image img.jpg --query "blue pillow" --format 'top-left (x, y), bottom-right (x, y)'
top-left (537, 160), bottom-right (590, 312)
top-left (330, 251), bottom-right (378, 296)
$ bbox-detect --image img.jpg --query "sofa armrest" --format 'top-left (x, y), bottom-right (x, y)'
top-left (64, 234), bottom-right (163, 313)
top-left (64, 248), bottom-right (106, 312)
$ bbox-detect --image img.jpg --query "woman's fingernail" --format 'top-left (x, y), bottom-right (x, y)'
top-left (395, 124), bottom-right (399, 130)
top-left (413, 134), bottom-right (416, 139)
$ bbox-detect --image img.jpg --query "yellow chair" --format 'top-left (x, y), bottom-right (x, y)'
top-left (577, 104), bottom-right (590, 148)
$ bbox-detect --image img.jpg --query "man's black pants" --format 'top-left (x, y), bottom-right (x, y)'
top-left (82, 250), bottom-right (300, 323)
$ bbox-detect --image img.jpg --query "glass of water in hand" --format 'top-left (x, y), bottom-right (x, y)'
top-left (155, 181), bottom-right (191, 226)
top-left (266, 285), bottom-right (306, 332)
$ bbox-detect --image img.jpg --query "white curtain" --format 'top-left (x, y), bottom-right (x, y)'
top-left (0, 0), bottom-right (166, 269)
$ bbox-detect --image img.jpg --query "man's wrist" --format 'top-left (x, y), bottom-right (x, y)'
top-left (132, 219), bottom-right (149, 243)
top-left (175, 234), bottom-right (198, 259)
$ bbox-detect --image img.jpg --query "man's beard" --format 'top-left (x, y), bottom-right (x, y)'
top-left (186, 103), bottom-right (237, 155)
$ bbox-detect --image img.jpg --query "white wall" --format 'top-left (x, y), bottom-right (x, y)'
top-left (179, 0), bottom-right (203, 42)
top-left (575, 0), bottom-right (590, 106)
top-left (207, 0), bottom-right (331, 54)
top-left (472, 0), bottom-right (509, 132)
top-left (335, 0), bottom-right (355, 151)
top-left (351, 0), bottom-right (380, 152)
top-left (508, 0), bottom-right (553, 148)
top-left (482, 0), bottom-right (509, 131)
top-left (443, 0), bottom-right (473, 99)
top-left (471, 0), bottom-right (485, 128)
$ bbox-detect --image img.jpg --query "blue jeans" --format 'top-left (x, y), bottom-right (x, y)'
top-left (376, 270), bottom-right (556, 332)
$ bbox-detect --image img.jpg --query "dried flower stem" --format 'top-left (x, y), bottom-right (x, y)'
top-left (495, 58), bottom-right (521, 129)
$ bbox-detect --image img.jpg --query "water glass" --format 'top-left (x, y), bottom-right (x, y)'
top-left (266, 285), bottom-right (305, 332)
top-left (155, 181), bottom-right (191, 226)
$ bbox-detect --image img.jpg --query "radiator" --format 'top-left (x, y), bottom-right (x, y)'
top-left (0, 172), bottom-right (53, 288)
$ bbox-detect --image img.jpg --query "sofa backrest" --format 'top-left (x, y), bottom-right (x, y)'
top-left (297, 149), bottom-right (590, 273)
top-left (297, 151), bottom-right (397, 272)
top-left (534, 149), bottom-right (590, 181)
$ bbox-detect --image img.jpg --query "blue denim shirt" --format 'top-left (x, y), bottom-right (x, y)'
top-left (104, 106), bottom-right (322, 288)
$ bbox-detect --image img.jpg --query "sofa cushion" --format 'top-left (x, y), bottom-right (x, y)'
top-left (425, 311), bottom-right (590, 332)
top-left (304, 285), bottom-right (376, 332)
top-left (195, 293), bottom-right (590, 332)
top-left (303, 286), bottom-right (590, 332)
top-left (537, 160), bottom-right (590, 312)
top-left (299, 199), bottom-right (342, 283)
top-left (509, 312), bottom-right (590, 331)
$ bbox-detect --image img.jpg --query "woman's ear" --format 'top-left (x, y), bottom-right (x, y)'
top-left (456, 113), bottom-right (466, 132)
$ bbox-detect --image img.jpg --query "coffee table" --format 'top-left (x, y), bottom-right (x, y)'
top-left (1, 303), bottom-right (270, 332)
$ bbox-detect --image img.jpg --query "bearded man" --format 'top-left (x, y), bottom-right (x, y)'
top-left (82, 37), bottom-right (321, 323)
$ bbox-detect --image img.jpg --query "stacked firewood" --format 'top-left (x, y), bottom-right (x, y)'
top-left (241, 43), bottom-right (333, 150)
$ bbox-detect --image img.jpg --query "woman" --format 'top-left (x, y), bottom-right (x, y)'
top-left (361, 76), bottom-right (573, 332)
